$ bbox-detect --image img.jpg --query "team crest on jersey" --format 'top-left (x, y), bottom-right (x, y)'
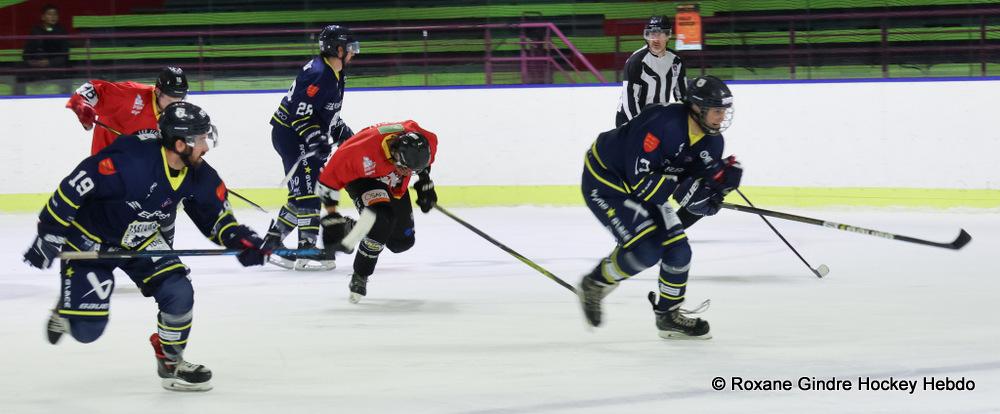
top-left (215, 182), bottom-right (227, 201)
top-left (306, 84), bottom-right (320, 97)
top-left (643, 133), bottom-right (660, 152)
top-left (131, 94), bottom-right (145, 115)
top-left (362, 156), bottom-right (376, 176)
top-left (98, 158), bottom-right (117, 175)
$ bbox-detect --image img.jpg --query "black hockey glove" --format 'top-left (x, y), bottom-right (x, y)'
top-left (330, 123), bottom-right (355, 146)
top-left (680, 156), bottom-right (743, 217)
top-left (222, 225), bottom-right (270, 267)
top-left (306, 133), bottom-right (332, 162)
top-left (414, 172), bottom-right (437, 214)
top-left (23, 233), bottom-right (66, 269)
top-left (321, 212), bottom-right (357, 255)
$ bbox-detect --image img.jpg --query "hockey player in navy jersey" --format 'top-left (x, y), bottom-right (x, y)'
top-left (578, 76), bottom-right (742, 340)
top-left (265, 24), bottom-right (359, 271)
top-left (23, 102), bottom-right (270, 392)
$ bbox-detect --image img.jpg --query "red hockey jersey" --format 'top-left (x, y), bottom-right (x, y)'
top-left (319, 120), bottom-right (438, 199)
top-left (66, 80), bottom-right (161, 155)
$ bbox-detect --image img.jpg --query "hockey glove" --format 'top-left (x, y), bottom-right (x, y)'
top-left (321, 212), bottom-right (357, 255)
top-left (709, 155), bottom-right (743, 194)
top-left (221, 226), bottom-right (270, 267)
top-left (306, 132), bottom-right (332, 162)
top-left (68, 95), bottom-right (96, 131)
top-left (680, 156), bottom-right (743, 217)
top-left (23, 233), bottom-right (66, 269)
top-left (330, 124), bottom-right (355, 146)
top-left (414, 172), bottom-right (437, 214)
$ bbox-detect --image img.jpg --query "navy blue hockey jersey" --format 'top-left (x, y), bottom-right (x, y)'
top-left (586, 103), bottom-right (726, 205)
top-left (37, 136), bottom-right (247, 253)
top-left (270, 56), bottom-right (351, 145)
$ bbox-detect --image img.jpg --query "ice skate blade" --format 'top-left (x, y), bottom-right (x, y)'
top-left (294, 259), bottom-right (336, 271)
top-left (161, 378), bottom-right (213, 392)
top-left (658, 331), bottom-right (712, 340)
top-left (349, 292), bottom-right (364, 304)
top-left (268, 255), bottom-right (296, 270)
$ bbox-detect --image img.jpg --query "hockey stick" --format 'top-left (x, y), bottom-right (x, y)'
top-left (227, 190), bottom-right (268, 213)
top-left (279, 150), bottom-right (317, 188)
top-left (61, 248), bottom-right (322, 260)
top-left (94, 120), bottom-right (122, 135)
top-left (734, 189), bottom-right (829, 278)
top-left (720, 203), bottom-right (972, 250)
top-left (433, 205), bottom-right (577, 293)
top-left (94, 119), bottom-right (269, 213)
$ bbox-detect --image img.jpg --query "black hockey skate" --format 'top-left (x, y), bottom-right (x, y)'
top-left (578, 275), bottom-right (617, 327)
top-left (293, 240), bottom-right (336, 271)
top-left (648, 292), bottom-right (712, 340)
top-left (263, 233), bottom-right (296, 270)
top-left (46, 308), bottom-right (69, 345)
top-left (348, 273), bottom-right (368, 304)
top-left (149, 333), bottom-right (213, 392)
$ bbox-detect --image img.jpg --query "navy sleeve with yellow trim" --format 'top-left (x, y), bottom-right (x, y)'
top-left (37, 154), bottom-right (125, 237)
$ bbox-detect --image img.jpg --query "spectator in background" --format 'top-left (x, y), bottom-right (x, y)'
top-left (18, 4), bottom-right (70, 94)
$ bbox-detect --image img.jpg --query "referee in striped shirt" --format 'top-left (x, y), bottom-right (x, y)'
top-left (616, 15), bottom-right (688, 127)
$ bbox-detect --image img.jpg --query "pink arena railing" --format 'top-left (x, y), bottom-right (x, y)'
top-left (0, 22), bottom-right (607, 89)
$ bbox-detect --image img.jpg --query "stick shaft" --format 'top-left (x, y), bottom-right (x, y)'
top-left (734, 189), bottom-right (824, 278)
top-left (721, 203), bottom-right (971, 250)
top-left (60, 248), bottom-right (321, 260)
top-left (434, 205), bottom-right (577, 293)
top-left (279, 150), bottom-right (317, 187)
top-left (95, 120), bottom-right (268, 213)
top-left (228, 189), bottom-right (268, 213)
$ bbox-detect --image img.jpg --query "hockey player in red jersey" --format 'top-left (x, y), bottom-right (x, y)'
top-left (315, 120), bottom-right (438, 303)
top-left (66, 67), bottom-right (189, 155)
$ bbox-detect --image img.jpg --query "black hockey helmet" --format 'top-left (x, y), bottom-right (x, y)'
top-left (158, 101), bottom-right (218, 150)
top-left (644, 15), bottom-right (671, 39)
top-left (389, 131), bottom-right (431, 173)
top-left (684, 75), bottom-right (734, 134)
top-left (319, 25), bottom-right (360, 58)
top-left (155, 66), bottom-right (189, 99)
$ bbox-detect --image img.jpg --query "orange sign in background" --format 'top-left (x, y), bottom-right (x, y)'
top-left (675, 4), bottom-right (703, 51)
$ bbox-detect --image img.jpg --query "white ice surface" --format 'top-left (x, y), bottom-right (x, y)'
top-left (1, 206), bottom-right (997, 413)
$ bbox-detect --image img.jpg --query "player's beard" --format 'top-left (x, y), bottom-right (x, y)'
top-left (179, 147), bottom-right (204, 169)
